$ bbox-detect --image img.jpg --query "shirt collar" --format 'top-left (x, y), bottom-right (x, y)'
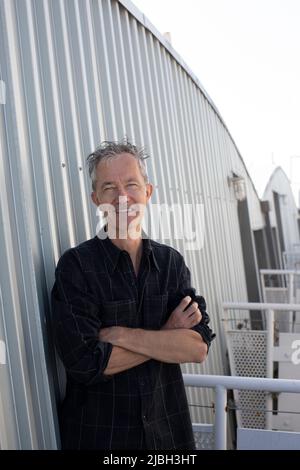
top-left (95, 227), bottom-right (160, 275)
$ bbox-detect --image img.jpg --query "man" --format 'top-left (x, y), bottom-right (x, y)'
top-left (51, 140), bottom-right (215, 450)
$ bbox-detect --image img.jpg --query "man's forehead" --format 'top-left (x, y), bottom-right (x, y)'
top-left (96, 154), bottom-right (142, 182)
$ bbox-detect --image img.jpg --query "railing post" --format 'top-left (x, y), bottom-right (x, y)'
top-left (266, 309), bottom-right (274, 429)
top-left (214, 385), bottom-right (227, 450)
top-left (260, 272), bottom-right (266, 303)
top-left (289, 273), bottom-right (294, 332)
top-left (288, 273), bottom-right (294, 303)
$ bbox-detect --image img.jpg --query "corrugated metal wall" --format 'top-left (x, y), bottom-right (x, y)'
top-left (0, 0), bottom-right (264, 448)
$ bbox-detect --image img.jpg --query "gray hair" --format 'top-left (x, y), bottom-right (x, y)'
top-left (87, 139), bottom-right (149, 190)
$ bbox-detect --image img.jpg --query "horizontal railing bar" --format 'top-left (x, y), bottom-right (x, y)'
top-left (183, 374), bottom-right (300, 393)
top-left (264, 287), bottom-right (288, 291)
top-left (260, 269), bottom-right (300, 275)
top-left (222, 302), bottom-right (300, 311)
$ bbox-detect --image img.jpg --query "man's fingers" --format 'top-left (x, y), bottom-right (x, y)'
top-left (187, 308), bottom-right (202, 324)
top-left (184, 301), bottom-right (198, 316)
top-left (179, 296), bottom-right (198, 312)
top-left (180, 296), bottom-right (192, 310)
top-left (170, 298), bottom-right (202, 329)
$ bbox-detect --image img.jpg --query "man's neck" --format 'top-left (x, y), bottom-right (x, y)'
top-left (110, 235), bottom-right (142, 254)
top-left (110, 234), bottom-right (143, 275)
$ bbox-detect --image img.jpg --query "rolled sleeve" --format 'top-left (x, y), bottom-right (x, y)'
top-left (168, 254), bottom-right (216, 350)
top-left (191, 294), bottom-right (216, 350)
top-left (51, 250), bottom-right (113, 385)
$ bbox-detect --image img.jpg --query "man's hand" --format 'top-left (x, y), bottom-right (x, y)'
top-left (162, 296), bottom-right (202, 330)
top-left (99, 326), bottom-right (123, 344)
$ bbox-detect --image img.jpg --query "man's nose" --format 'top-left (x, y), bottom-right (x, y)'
top-left (116, 185), bottom-right (130, 198)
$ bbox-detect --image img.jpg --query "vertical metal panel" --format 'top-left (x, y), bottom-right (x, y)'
top-left (1, 0), bottom-right (292, 448)
top-left (0, 0), bottom-right (59, 449)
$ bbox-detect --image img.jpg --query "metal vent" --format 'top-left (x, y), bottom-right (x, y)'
top-left (227, 330), bottom-right (268, 429)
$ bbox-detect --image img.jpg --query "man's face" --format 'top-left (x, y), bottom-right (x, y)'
top-left (91, 153), bottom-right (153, 237)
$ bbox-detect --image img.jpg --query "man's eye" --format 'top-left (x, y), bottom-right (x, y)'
top-left (104, 187), bottom-right (114, 191)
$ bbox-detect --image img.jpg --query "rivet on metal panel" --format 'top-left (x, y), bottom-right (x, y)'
top-left (61, 162), bottom-right (66, 168)
top-left (0, 80), bottom-right (6, 105)
top-left (79, 166), bottom-right (82, 171)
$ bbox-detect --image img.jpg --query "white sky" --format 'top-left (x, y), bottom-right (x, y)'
top-left (131, 0), bottom-right (300, 205)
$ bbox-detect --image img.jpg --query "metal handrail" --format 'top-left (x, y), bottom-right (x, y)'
top-left (183, 373), bottom-right (300, 450)
top-left (260, 269), bottom-right (300, 275)
top-left (222, 302), bottom-right (300, 310)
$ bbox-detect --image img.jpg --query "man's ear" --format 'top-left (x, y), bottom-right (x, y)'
top-left (145, 183), bottom-right (153, 201)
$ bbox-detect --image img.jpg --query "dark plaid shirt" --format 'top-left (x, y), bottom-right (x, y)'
top-left (51, 231), bottom-right (215, 450)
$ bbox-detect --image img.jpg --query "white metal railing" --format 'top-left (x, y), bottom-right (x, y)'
top-left (223, 302), bottom-right (300, 429)
top-left (260, 270), bottom-right (300, 332)
top-left (183, 373), bottom-right (300, 450)
top-left (260, 269), bottom-right (300, 303)
top-left (223, 302), bottom-right (300, 364)
top-left (223, 302), bottom-right (300, 379)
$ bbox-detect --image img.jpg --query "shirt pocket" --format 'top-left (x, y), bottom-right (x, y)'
top-left (143, 294), bottom-right (169, 330)
top-left (101, 298), bottom-right (137, 328)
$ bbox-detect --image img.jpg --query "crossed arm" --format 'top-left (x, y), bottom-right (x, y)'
top-left (99, 296), bottom-right (208, 376)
